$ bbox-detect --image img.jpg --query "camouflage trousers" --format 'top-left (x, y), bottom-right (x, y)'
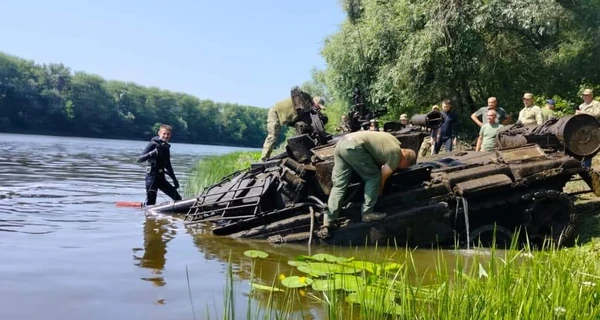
top-left (418, 136), bottom-right (433, 158)
top-left (260, 108), bottom-right (281, 161)
top-left (326, 139), bottom-right (381, 221)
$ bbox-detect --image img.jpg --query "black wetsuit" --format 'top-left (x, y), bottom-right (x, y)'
top-left (137, 136), bottom-right (182, 206)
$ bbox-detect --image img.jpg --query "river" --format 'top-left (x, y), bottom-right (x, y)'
top-left (0, 133), bottom-right (469, 320)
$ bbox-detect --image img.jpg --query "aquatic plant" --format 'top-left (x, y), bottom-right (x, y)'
top-left (215, 240), bottom-right (600, 319)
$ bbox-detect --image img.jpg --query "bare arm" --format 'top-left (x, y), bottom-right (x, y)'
top-left (379, 164), bottom-right (394, 195)
top-left (471, 113), bottom-right (483, 127)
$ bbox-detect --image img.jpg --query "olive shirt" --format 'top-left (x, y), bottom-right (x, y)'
top-left (479, 123), bottom-right (503, 151)
top-left (271, 97), bottom-right (298, 125)
top-left (541, 108), bottom-right (556, 122)
top-left (518, 105), bottom-right (543, 125)
top-left (343, 131), bottom-right (402, 170)
top-left (474, 106), bottom-right (507, 125)
top-left (579, 100), bottom-right (600, 120)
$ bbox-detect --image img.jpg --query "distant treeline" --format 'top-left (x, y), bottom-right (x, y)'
top-left (0, 52), bottom-right (268, 147)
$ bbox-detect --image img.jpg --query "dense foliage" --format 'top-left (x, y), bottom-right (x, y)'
top-left (318, 0), bottom-right (600, 135)
top-left (0, 52), bottom-right (268, 147)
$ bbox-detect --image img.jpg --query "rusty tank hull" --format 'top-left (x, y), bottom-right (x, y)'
top-left (147, 114), bottom-right (600, 248)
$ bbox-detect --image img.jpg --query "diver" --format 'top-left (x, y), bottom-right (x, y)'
top-left (137, 124), bottom-right (182, 206)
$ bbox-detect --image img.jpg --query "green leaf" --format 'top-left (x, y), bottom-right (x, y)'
top-left (345, 286), bottom-right (401, 315)
top-left (382, 262), bottom-right (403, 271)
top-left (287, 260), bottom-right (309, 267)
top-left (243, 250), bottom-right (269, 259)
top-left (281, 276), bottom-right (314, 288)
top-left (297, 262), bottom-right (362, 277)
top-left (303, 253), bottom-right (350, 263)
top-left (311, 278), bottom-right (344, 291)
top-left (342, 260), bottom-right (380, 273)
top-left (250, 282), bottom-right (284, 292)
top-left (333, 274), bottom-right (366, 292)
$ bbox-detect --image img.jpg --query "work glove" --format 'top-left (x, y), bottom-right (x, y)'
top-left (173, 179), bottom-right (180, 189)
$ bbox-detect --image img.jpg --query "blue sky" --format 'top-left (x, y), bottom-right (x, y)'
top-left (1, 0), bottom-right (346, 107)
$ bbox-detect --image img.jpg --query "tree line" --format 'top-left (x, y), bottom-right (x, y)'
top-left (311, 0), bottom-right (600, 137)
top-left (0, 52), bottom-right (268, 147)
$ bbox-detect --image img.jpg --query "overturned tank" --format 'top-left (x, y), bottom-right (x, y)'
top-left (147, 103), bottom-right (600, 248)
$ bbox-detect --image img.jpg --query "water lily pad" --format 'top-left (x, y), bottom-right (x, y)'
top-left (287, 260), bottom-right (309, 267)
top-left (281, 276), bottom-right (313, 288)
top-left (303, 253), bottom-right (350, 263)
top-left (333, 274), bottom-right (366, 292)
top-left (346, 286), bottom-right (401, 315)
top-left (342, 260), bottom-right (380, 273)
top-left (311, 278), bottom-right (344, 291)
top-left (297, 262), bottom-right (361, 277)
top-left (244, 250), bottom-right (269, 259)
top-left (382, 262), bottom-right (403, 271)
top-left (250, 282), bottom-right (284, 292)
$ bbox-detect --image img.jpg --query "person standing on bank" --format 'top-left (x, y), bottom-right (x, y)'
top-left (470, 96), bottom-right (509, 127)
top-left (323, 131), bottom-right (417, 228)
top-left (518, 93), bottom-right (543, 125)
top-left (433, 99), bottom-right (457, 154)
top-left (137, 124), bottom-right (182, 206)
top-left (260, 96), bottom-right (325, 162)
top-left (475, 109), bottom-right (504, 152)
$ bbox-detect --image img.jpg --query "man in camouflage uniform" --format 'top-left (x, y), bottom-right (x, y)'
top-left (418, 105), bottom-right (439, 157)
top-left (576, 89), bottom-right (600, 168)
top-left (541, 99), bottom-right (557, 122)
top-left (260, 95), bottom-right (325, 161)
top-left (576, 89), bottom-right (600, 119)
top-left (323, 131), bottom-right (417, 228)
top-left (518, 93), bottom-right (543, 125)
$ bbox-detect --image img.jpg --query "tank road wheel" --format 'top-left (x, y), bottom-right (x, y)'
top-left (522, 190), bottom-right (577, 247)
top-left (468, 224), bottom-right (515, 248)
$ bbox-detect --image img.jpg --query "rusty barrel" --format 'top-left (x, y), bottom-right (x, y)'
top-left (553, 114), bottom-right (600, 157)
top-left (411, 110), bottom-right (444, 130)
top-left (497, 114), bottom-right (600, 157)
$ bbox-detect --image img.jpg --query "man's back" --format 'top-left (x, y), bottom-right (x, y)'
top-left (271, 97), bottom-right (297, 125)
top-left (344, 131), bottom-right (401, 168)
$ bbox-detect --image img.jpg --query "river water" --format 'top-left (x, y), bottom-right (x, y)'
top-left (0, 133), bottom-right (469, 320)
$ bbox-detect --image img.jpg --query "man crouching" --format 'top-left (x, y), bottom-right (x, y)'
top-left (323, 131), bottom-right (417, 228)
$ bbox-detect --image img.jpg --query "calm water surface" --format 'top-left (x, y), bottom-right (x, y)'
top-left (0, 133), bottom-right (472, 320)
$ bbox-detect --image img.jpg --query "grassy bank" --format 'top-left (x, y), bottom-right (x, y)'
top-left (185, 151), bottom-right (262, 196)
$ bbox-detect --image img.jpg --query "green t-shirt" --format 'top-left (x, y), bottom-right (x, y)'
top-left (272, 97), bottom-right (298, 125)
top-left (541, 108), bottom-right (555, 122)
top-left (479, 123), bottom-right (503, 151)
top-left (347, 131), bottom-right (402, 169)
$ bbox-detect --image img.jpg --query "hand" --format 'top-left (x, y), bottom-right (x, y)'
top-left (149, 148), bottom-right (159, 157)
top-left (173, 179), bottom-right (180, 189)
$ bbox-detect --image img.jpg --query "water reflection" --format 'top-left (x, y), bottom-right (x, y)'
top-left (133, 215), bottom-right (177, 287)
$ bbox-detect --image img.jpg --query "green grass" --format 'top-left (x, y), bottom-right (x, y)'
top-left (185, 151), bottom-right (262, 196)
top-left (206, 239), bottom-right (600, 320)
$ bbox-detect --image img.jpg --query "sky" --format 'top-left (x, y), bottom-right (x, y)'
top-left (1, 0), bottom-right (346, 108)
